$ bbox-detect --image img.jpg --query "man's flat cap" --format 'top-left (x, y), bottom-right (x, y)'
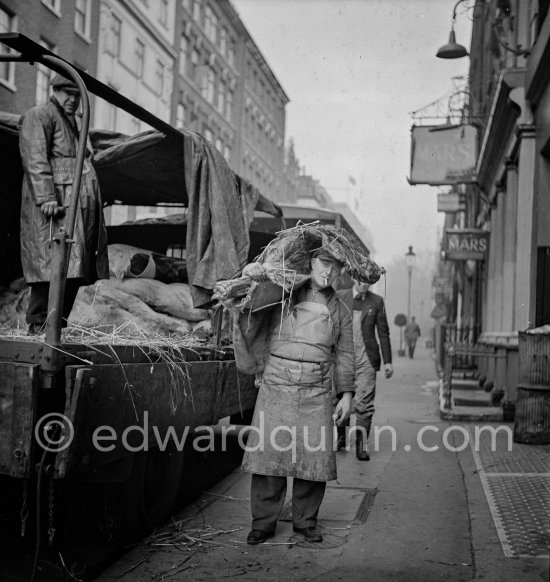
top-left (50, 73), bottom-right (79, 91)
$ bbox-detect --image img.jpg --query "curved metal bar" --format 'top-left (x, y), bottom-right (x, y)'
top-left (41, 54), bottom-right (90, 243)
top-left (36, 56), bottom-right (90, 365)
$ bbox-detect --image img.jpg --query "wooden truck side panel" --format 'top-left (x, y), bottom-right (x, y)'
top-left (0, 363), bottom-right (39, 478)
top-left (55, 362), bottom-right (255, 480)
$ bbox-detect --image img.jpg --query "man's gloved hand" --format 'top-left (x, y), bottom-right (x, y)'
top-left (40, 201), bottom-right (65, 217)
top-left (384, 363), bottom-right (394, 379)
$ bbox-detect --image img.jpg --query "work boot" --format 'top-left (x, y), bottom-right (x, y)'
top-left (336, 426), bottom-right (347, 451)
top-left (356, 431), bottom-right (370, 461)
top-left (355, 420), bottom-right (372, 461)
top-left (293, 527), bottom-right (323, 542)
top-left (27, 323), bottom-right (45, 336)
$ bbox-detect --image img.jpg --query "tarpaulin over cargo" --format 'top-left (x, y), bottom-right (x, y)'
top-left (92, 128), bottom-right (281, 305)
top-left (0, 113), bottom-right (282, 307)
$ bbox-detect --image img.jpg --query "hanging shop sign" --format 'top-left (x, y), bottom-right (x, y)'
top-left (443, 229), bottom-right (490, 261)
top-left (437, 192), bottom-right (467, 212)
top-left (409, 124), bottom-right (478, 185)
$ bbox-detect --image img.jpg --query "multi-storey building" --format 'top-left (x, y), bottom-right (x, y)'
top-left (0, 0), bottom-right (98, 114)
top-left (0, 0), bottom-right (327, 214)
top-left (95, 0), bottom-right (176, 135)
top-left (435, 0), bottom-right (550, 411)
top-left (173, 0), bottom-right (288, 202)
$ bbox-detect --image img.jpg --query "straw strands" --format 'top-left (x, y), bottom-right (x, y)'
top-left (214, 221), bottom-right (384, 314)
top-left (0, 321), bottom-right (211, 414)
top-left (145, 520), bottom-right (244, 551)
top-left (257, 221), bottom-right (385, 285)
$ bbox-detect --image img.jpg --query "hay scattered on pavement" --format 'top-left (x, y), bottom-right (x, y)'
top-left (145, 521), bottom-right (244, 551)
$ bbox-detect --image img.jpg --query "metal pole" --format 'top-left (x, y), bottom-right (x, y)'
top-left (407, 268), bottom-right (412, 320)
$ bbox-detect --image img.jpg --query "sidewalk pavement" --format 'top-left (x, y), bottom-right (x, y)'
top-left (97, 346), bottom-right (550, 582)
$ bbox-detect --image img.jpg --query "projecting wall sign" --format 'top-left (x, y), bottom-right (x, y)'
top-left (409, 124), bottom-right (478, 186)
top-left (443, 229), bottom-right (490, 261)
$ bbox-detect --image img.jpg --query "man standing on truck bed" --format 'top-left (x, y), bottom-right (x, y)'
top-left (19, 73), bottom-right (109, 334)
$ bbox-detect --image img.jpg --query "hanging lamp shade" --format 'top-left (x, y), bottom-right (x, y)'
top-left (436, 29), bottom-right (469, 59)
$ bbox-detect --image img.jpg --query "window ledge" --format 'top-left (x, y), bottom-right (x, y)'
top-left (41, 2), bottom-right (62, 18)
top-left (0, 78), bottom-right (16, 92)
top-left (75, 30), bottom-right (92, 45)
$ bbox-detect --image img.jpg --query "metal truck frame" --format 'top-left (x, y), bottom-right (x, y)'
top-left (0, 33), bottom-right (260, 544)
top-left (0, 33), bottom-right (374, 547)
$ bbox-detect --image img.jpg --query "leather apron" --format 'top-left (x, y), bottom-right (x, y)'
top-left (241, 301), bottom-right (337, 481)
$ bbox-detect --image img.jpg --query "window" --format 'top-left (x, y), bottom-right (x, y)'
top-left (190, 48), bottom-right (199, 83)
top-left (159, 0), bottom-right (168, 26)
top-left (176, 102), bottom-right (186, 128)
top-left (156, 60), bottom-right (165, 95)
top-left (206, 67), bottom-right (215, 103)
top-left (74, 0), bottom-right (91, 38)
top-left (227, 39), bottom-right (235, 67)
top-left (179, 35), bottom-right (188, 76)
top-left (225, 89), bottom-right (233, 122)
top-left (36, 39), bottom-right (56, 104)
top-left (0, 8), bottom-right (15, 86)
top-left (134, 39), bottom-right (145, 78)
top-left (42, 0), bottom-right (61, 15)
top-left (192, 0), bottom-right (201, 22)
top-left (219, 27), bottom-right (227, 55)
top-left (110, 14), bottom-right (122, 57)
top-left (106, 102), bottom-right (117, 130)
top-left (223, 144), bottom-right (231, 163)
top-left (204, 6), bottom-right (217, 43)
top-left (217, 80), bottom-right (225, 114)
top-left (204, 126), bottom-right (212, 143)
top-left (215, 137), bottom-right (222, 152)
top-left (131, 117), bottom-right (141, 134)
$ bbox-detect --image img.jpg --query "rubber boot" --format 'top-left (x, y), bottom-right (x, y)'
top-left (336, 425), bottom-right (347, 451)
top-left (355, 420), bottom-right (371, 461)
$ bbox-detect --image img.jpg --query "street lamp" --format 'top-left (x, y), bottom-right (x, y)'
top-left (435, 0), bottom-right (530, 59)
top-left (435, 0), bottom-right (469, 59)
top-left (405, 245), bottom-right (416, 320)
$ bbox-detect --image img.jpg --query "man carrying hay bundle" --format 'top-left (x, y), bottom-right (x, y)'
top-left (217, 223), bottom-right (384, 545)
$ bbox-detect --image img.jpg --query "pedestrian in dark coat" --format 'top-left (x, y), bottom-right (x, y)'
top-left (19, 74), bottom-right (109, 333)
top-left (336, 280), bottom-right (393, 460)
top-left (404, 316), bottom-right (421, 359)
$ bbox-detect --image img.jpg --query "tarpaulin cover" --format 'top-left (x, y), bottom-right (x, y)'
top-left (0, 113), bottom-right (282, 306)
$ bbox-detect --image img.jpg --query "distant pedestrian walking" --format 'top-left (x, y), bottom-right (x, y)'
top-left (404, 316), bottom-right (421, 359)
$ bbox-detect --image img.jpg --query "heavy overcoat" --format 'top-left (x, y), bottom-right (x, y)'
top-left (19, 97), bottom-right (109, 283)
top-left (337, 289), bottom-right (392, 370)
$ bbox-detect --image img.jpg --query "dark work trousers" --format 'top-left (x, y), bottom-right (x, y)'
top-left (26, 279), bottom-right (82, 326)
top-left (250, 473), bottom-right (326, 533)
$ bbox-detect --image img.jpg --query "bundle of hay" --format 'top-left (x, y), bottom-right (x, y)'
top-left (256, 222), bottom-right (384, 284)
top-left (214, 222), bottom-right (385, 311)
